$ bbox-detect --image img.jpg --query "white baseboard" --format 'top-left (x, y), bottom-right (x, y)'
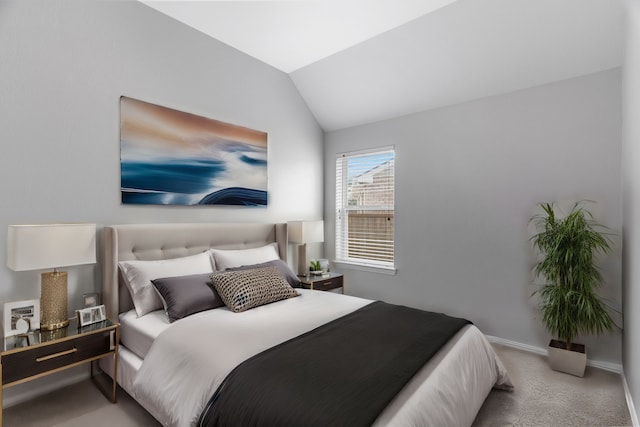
top-left (486, 335), bottom-right (547, 356)
top-left (485, 335), bottom-right (623, 373)
top-left (622, 373), bottom-right (640, 427)
top-left (486, 335), bottom-right (637, 424)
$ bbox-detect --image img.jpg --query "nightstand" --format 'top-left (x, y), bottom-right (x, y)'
top-left (0, 318), bottom-right (119, 424)
top-left (299, 272), bottom-right (344, 293)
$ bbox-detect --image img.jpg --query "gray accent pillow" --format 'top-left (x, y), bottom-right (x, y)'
top-left (211, 266), bottom-right (299, 313)
top-left (118, 252), bottom-right (214, 317)
top-left (152, 273), bottom-right (224, 322)
top-left (226, 259), bottom-right (301, 288)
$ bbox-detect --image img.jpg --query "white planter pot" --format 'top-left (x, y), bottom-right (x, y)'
top-left (547, 339), bottom-right (587, 377)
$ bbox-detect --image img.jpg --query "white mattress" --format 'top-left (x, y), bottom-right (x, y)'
top-left (119, 309), bottom-right (171, 359)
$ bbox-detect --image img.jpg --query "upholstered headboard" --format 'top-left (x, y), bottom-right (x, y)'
top-left (102, 223), bottom-right (288, 321)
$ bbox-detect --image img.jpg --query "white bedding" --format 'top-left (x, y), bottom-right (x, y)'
top-left (119, 309), bottom-right (170, 359)
top-left (130, 290), bottom-right (512, 427)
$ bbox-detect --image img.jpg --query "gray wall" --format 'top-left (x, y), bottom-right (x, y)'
top-left (325, 69), bottom-right (623, 365)
top-left (0, 0), bottom-right (322, 404)
top-left (623, 0), bottom-right (640, 418)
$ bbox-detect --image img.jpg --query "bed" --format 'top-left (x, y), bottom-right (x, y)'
top-left (100, 222), bottom-right (512, 427)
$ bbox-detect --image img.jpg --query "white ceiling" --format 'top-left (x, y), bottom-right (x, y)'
top-left (141, 0), bottom-right (458, 73)
top-left (141, 0), bottom-right (625, 131)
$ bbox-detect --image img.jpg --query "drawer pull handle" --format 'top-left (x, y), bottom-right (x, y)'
top-left (36, 347), bottom-right (77, 362)
top-left (323, 281), bottom-right (333, 286)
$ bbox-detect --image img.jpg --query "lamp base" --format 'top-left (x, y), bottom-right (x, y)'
top-left (297, 243), bottom-right (308, 276)
top-left (40, 319), bottom-right (70, 331)
top-left (40, 271), bottom-right (69, 330)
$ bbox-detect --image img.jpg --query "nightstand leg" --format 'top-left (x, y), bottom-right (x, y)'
top-left (90, 356), bottom-right (118, 403)
top-left (112, 347), bottom-right (118, 403)
top-left (113, 327), bottom-right (119, 403)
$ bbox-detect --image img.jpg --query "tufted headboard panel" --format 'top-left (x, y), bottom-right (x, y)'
top-left (102, 223), bottom-right (288, 321)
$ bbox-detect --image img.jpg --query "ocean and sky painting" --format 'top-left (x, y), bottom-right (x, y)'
top-left (120, 96), bottom-right (267, 206)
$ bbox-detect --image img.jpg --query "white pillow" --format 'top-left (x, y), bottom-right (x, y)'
top-left (119, 252), bottom-right (214, 317)
top-left (209, 243), bottom-right (280, 271)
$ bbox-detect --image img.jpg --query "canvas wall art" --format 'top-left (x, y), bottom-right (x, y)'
top-left (120, 96), bottom-right (268, 206)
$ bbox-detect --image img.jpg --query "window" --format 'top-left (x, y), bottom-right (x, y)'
top-left (335, 146), bottom-right (395, 271)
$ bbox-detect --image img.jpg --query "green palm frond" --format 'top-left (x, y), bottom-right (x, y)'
top-left (530, 201), bottom-right (614, 348)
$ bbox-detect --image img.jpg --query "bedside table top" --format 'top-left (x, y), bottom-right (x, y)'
top-left (2, 318), bottom-right (117, 354)
top-left (298, 271), bottom-right (342, 284)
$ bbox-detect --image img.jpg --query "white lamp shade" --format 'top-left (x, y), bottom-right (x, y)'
top-left (7, 224), bottom-right (96, 271)
top-left (288, 220), bottom-right (324, 244)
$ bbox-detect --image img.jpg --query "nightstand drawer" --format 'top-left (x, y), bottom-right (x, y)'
top-left (309, 275), bottom-right (343, 291)
top-left (2, 330), bottom-right (112, 385)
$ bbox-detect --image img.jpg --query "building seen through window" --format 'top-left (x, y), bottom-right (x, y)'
top-left (336, 147), bottom-right (395, 269)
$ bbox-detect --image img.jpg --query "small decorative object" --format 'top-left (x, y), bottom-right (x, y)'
top-left (318, 259), bottom-right (330, 274)
top-left (309, 260), bottom-right (323, 275)
top-left (7, 224), bottom-right (97, 330)
top-left (15, 318), bottom-right (29, 334)
top-left (82, 292), bottom-right (101, 308)
top-left (77, 304), bottom-right (106, 327)
top-left (120, 96), bottom-right (268, 206)
top-left (530, 201), bottom-right (615, 377)
top-left (3, 299), bottom-right (40, 336)
top-left (288, 220), bottom-right (324, 276)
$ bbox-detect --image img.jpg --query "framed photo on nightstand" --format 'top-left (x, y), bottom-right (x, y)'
top-left (77, 304), bottom-right (106, 327)
top-left (3, 299), bottom-right (40, 336)
top-left (82, 292), bottom-right (101, 308)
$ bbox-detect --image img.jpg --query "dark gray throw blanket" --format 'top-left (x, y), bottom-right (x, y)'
top-left (198, 301), bottom-right (471, 427)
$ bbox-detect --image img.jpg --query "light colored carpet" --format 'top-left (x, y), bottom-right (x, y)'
top-left (3, 379), bottom-right (160, 427)
top-left (473, 344), bottom-right (632, 427)
top-left (2, 344), bottom-right (632, 426)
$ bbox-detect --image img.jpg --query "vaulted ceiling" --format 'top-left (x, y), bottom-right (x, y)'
top-left (142, 0), bottom-right (625, 131)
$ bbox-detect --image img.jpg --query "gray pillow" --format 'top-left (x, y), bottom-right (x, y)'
top-left (226, 259), bottom-right (301, 288)
top-left (118, 252), bottom-right (214, 317)
top-left (152, 273), bottom-right (224, 322)
top-left (211, 266), bottom-right (299, 313)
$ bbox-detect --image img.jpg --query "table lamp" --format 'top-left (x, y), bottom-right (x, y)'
top-left (7, 224), bottom-right (97, 330)
top-left (288, 220), bottom-right (324, 276)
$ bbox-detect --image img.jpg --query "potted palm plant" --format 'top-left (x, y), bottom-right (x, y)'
top-left (530, 202), bottom-right (615, 377)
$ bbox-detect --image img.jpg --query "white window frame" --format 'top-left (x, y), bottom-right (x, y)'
top-left (335, 146), bottom-right (396, 274)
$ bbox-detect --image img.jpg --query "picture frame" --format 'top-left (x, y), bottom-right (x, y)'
top-left (3, 299), bottom-right (40, 336)
top-left (77, 304), bottom-right (106, 327)
top-left (82, 292), bottom-right (101, 308)
top-left (120, 96), bottom-right (268, 206)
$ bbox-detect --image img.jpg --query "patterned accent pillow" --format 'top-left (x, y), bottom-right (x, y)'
top-left (226, 259), bottom-right (301, 288)
top-left (211, 266), bottom-right (299, 313)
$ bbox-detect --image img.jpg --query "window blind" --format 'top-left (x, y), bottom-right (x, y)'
top-left (335, 146), bottom-right (395, 269)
